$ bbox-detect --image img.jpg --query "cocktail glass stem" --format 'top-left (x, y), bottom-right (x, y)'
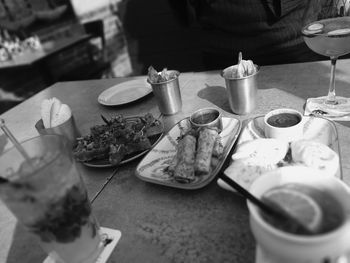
top-left (326, 57), bottom-right (338, 105)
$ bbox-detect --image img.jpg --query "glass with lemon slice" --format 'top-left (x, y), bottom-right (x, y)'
top-left (248, 166), bottom-right (350, 263)
top-left (261, 183), bottom-right (342, 235)
top-left (302, 4), bottom-right (350, 115)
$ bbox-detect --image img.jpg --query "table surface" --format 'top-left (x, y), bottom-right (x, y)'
top-left (1, 59), bottom-right (350, 263)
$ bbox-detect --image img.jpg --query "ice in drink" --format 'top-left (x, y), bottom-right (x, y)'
top-left (0, 135), bottom-right (102, 263)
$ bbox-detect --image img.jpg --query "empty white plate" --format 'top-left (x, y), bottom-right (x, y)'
top-left (98, 79), bottom-right (152, 106)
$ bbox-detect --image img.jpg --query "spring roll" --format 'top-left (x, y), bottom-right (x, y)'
top-left (210, 135), bottom-right (224, 168)
top-left (194, 128), bottom-right (218, 175)
top-left (166, 152), bottom-right (179, 176)
top-left (212, 135), bottom-right (224, 158)
top-left (179, 119), bottom-right (192, 136)
top-left (167, 128), bottom-right (195, 175)
top-left (174, 134), bottom-right (196, 183)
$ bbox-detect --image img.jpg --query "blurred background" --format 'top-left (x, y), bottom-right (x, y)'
top-left (1, 0), bottom-right (349, 114)
top-left (0, 0), bottom-right (200, 113)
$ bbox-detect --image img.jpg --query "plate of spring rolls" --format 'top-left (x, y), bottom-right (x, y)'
top-left (135, 116), bottom-right (241, 189)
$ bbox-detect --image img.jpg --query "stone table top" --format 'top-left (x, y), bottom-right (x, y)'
top-left (1, 59), bottom-right (350, 263)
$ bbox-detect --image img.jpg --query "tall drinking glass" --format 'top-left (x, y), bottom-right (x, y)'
top-left (0, 135), bottom-right (103, 263)
top-left (302, 0), bottom-right (350, 111)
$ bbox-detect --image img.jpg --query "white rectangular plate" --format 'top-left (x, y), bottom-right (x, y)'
top-left (136, 117), bottom-right (241, 190)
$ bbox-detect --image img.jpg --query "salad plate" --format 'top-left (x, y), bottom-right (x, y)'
top-left (83, 133), bottom-right (163, 168)
top-left (135, 117), bottom-right (241, 190)
top-left (74, 114), bottom-right (163, 168)
top-left (217, 115), bottom-right (342, 192)
top-left (98, 79), bottom-right (152, 106)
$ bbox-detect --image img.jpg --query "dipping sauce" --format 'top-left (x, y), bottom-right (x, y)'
top-left (267, 113), bottom-right (301, 128)
top-left (192, 112), bottom-right (219, 125)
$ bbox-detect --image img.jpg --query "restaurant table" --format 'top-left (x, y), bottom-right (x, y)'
top-left (1, 58), bottom-right (350, 263)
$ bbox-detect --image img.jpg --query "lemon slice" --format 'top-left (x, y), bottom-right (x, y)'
top-left (303, 23), bottom-right (324, 35)
top-left (328, 28), bottom-right (350, 37)
top-left (308, 23), bottom-right (324, 31)
top-left (263, 188), bottom-right (323, 232)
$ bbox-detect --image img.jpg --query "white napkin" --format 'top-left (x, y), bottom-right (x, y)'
top-left (305, 96), bottom-right (350, 121)
top-left (41, 97), bottom-right (72, 128)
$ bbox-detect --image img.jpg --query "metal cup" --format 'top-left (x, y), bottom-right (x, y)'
top-left (35, 115), bottom-right (81, 147)
top-left (148, 70), bottom-right (182, 115)
top-left (221, 65), bottom-right (260, 115)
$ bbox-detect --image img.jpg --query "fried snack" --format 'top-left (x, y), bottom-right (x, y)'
top-left (133, 113), bottom-right (163, 137)
top-left (173, 134), bottom-right (196, 183)
top-left (147, 66), bottom-right (159, 83)
top-left (211, 136), bottom-right (224, 167)
top-left (222, 56), bottom-right (257, 79)
top-left (167, 127), bottom-right (196, 176)
top-left (109, 144), bottom-right (127, 165)
top-left (194, 128), bottom-right (219, 175)
top-left (147, 66), bottom-right (179, 83)
top-left (166, 155), bottom-right (178, 176)
top-left (165, 122), bottom-right (223, 183)
top-left (74, 141), bottom-right (109, 162)
top-left (124, 132), bottom-right (152, 154)
top-left (212, 135), bottom-right (224, 157)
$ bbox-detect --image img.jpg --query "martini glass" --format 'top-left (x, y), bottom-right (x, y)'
top-left (302, 2), bottom-right (350, 114)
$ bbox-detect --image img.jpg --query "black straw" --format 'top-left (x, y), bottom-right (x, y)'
top-left (219, 173), bottom-right (314, 235)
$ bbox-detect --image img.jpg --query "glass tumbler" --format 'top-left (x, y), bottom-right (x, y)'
top-left (0, 135), bottom-right (102, 263)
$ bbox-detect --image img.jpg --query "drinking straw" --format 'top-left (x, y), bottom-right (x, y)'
top-left (0, 118), bottom-right (32, 164)
top-left (219, 173), bottom-right (315, 235)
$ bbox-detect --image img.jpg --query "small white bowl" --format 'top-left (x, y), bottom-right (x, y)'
top-left (264, 108), bottom-right (303, 142)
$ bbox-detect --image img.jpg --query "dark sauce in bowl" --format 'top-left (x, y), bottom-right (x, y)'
top-left (267, 113), bottom-right (301, 128)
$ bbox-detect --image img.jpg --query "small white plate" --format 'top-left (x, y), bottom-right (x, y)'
top-left (135, 117), bottom-right (241, 190)
top-left (98, 79), bottom-right (152, 106)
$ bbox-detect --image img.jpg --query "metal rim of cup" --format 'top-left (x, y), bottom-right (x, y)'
top-left (220, 65), bottom-right (260, 80)
top-left (247, 169), bottom-right (349, 242)
top-left (147, 70), bottom-right (180, 85)
top-left (35, 115), bottom-right (76, 130)
top-left (264, 108), bottom-right (303, 129)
